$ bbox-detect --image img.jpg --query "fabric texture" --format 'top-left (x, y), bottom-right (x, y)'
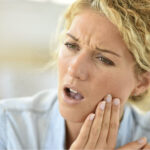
top-left (0, 89), bottom-right (150, 150)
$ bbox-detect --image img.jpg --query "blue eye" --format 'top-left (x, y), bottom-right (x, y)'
top-left (64, 42), bottom-right (79, 51)
top-left (96, 56), bottom-right (115, 66)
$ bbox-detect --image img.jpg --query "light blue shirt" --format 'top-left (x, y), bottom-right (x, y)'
top-left (0, 89), bottom-right (150, 150)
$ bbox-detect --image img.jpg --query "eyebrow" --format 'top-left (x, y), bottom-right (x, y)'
top-left (66, 33), bottom-right (78, 41)
top-left (96, 48), bottom-right (121, 58)
top-left (66, 33), bottom-right (121, 58)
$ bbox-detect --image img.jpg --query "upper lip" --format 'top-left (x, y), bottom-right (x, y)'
top-left (63, 84), bottom-right (84, 98)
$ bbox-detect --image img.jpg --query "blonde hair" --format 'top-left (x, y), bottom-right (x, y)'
top-left (48, 0), bottom-right (150, 103)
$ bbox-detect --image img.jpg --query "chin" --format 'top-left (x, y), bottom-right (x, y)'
top-left (58, 99), bottom-right (87, 123)
top-left (60, 108), bottom-right (85, 123)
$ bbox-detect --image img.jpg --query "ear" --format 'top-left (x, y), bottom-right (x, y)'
top-left (133, 72), bottom-right (150, 96)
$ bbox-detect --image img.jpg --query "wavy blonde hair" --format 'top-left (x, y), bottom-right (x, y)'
top-left (48, 0), bottom-right (150, 104)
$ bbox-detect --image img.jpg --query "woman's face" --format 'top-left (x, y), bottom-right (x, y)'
top-left (58, 9), bottom-right (138, 122)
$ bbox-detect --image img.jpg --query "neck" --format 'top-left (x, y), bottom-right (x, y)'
top-left (65, 120), bottom-right (83, 149)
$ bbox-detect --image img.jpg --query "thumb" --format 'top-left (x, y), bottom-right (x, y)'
top-left (117, 137), bottom-right (147, 150)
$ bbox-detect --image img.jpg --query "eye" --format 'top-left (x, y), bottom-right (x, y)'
top-left (96, 55), bottom-right (115, 66)
top-left (64, 42), bottom-right (79, 51)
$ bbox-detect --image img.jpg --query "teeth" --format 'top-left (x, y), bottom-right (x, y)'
top-left (69, 88), bottom-right (78, 94)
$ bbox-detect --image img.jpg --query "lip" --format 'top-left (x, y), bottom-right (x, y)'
top-left (62, 84), bottom-right (85, 104)
top-left (63, 84), bottom-right (84, 97)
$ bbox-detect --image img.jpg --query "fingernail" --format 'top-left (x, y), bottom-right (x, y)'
top-left (106, 94), bottom-right (112, 103)
top-left (113, 98), bottom-right (120, 105)
top-left (89, 114), bottom-right (95, 121)
top-left (138, 137), bottom-right (147, 144)
top-left (99, 101), bottom-right (106, 110)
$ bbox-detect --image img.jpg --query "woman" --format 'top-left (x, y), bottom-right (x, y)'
top-left (0, 0), bottom-right (150, 149)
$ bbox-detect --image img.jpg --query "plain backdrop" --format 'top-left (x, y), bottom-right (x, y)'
top-left (0, 0), bottom-right (68, 98)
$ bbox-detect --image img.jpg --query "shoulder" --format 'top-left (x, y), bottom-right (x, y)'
top-left (125, 104), bottom-right (150, 141)
top-left (0, 89), bottom-right (59, 149)
top-left (129, 104), bottom-right (150, 130)
top-left (117, 103), bottom-right (150, 148)
top-left (0, 88), bottom-right (58, 112)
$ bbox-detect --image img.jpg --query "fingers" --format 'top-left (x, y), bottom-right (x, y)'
top-left (70, 94), bottom-right (119, 150)
top-left (85, 101), bottom-right (106, 149)
top-left (70, 113), bottom-right (95, 150)
top-left (99, 94), bottom-right (112, 142)
top-left (107, 98), bottom-right (120, 147)
top-left (117, 137), bottom-right (147, 150)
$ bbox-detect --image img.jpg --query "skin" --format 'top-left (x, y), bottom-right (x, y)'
top-left (57, 9), bottom-right (150, 149)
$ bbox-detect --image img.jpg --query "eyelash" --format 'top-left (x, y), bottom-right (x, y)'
top-left (64, 42), bottom-right (115, 66)
top-left (96, 56), bottom-right (115, 66)
top-left (64, 42), bottom-right (79, 51)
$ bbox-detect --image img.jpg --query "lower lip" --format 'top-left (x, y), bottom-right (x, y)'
top-left (62, 89), bottom-right (84, 104)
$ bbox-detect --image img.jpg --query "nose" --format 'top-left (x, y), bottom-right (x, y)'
top-left (68, 53), bottom-right (89, 81)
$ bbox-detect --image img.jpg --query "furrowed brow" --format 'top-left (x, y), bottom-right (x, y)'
top-left (66, 33), bottom-right (78, 41)
top-left (96, 48), bottom-right (121, 58)
top-left (66, 33), bottom-right (121, 58)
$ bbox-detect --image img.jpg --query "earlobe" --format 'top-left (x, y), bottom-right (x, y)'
top-left (133, 72), bottom-right (150, 96)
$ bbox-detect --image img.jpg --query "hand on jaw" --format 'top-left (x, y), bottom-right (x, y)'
top-left (69, 94), bottom-right (150, 150)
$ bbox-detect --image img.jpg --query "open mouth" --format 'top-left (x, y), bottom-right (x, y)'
top-left (64, 87), bottom-right (84, 101)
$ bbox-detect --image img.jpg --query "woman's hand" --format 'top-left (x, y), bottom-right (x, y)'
top-left (117, 137), bottom-right (150, 150)
top-left (70, 94), bottom-right (120, 150)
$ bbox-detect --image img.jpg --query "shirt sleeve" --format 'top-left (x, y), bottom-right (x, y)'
top-left (0, 106), bottom-right (6, 150)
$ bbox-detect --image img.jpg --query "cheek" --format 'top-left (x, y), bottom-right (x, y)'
top-left (93, 71), bottom-right (135, 104)
top-left (112, 73), bottom-right (135, 99)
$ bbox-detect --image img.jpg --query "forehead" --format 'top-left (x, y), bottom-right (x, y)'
top-left (67, 10), bottom-right (129, 53)
top-left (67, 10), bottom-right (121, 45)
top-left (67, 10), bottom-right (135, 60)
